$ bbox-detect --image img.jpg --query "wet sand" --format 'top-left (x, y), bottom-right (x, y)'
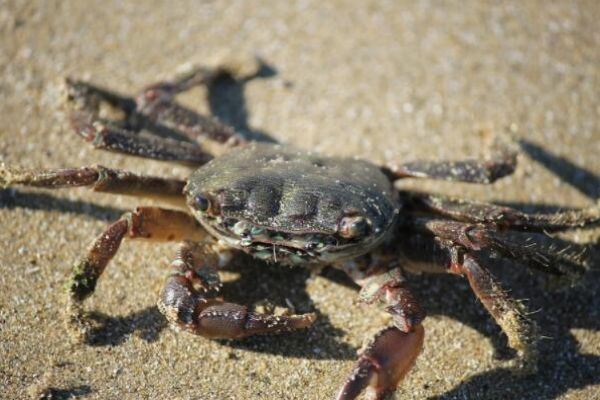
top-left (1, 1), bottom-right (599, 399)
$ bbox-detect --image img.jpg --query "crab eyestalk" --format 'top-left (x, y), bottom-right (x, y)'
top-left (338, 215), bottom-right (371, 239)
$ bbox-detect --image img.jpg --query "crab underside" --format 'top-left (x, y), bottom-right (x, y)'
top-left (1, 57), bottom-right (598, 400)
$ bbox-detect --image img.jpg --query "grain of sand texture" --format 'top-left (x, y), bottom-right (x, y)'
top-left (1, 1), bottom-right (599, 399)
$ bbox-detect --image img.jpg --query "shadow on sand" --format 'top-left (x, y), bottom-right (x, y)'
top-left (83, 254), bottom-right (355, 361)
top-left (2, 62), bottom-right (599, 398)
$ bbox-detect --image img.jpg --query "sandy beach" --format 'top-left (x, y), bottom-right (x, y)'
top-left (1, 1), bottom-right (599, 399)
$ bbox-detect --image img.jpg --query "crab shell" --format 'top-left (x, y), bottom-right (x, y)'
top-left (185, 143), bottom-right (400, 265)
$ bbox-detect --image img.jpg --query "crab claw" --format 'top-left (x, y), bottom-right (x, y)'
top-left (158, 275), bottom-right (316, 339)
top-left (336, 325), bottom-right (424, 400)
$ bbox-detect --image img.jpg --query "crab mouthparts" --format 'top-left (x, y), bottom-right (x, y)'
top-left (204, 216), bottom-right (349, 264)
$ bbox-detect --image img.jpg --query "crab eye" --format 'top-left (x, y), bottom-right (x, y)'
top-left (338, 215), bottom-right (370, 239)
top-left (194, 195), bottom-right (211, 212)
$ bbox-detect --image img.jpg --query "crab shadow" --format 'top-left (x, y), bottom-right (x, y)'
top-left (419, 265), bottom-right (600, 400)
top-left (519, 138), bottom-right (600, 201)
top-left (130, 57), bottom-right (279, 145)
top-left (63, 57), bottom-right (279, 146)
top-left (85, 306), bottom-right (167, 346)
top-left (207, 58), bottom-right (279, 144)
top-left (33, 385), bottom-right (92, 400)
top-left (82, 253), bottom-right (354, 361)
top-left (213, 255), bottom-right (355, 360)
top-left (425, 139), bottom-right (600, 400)
top-left (0, 189), bottom-right (125, 221)
top-left (325, 251), bottom-right (600, 399)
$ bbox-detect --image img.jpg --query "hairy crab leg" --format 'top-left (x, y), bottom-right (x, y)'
top-left (68, 109), bottom-right (214, 165)
top-left (159, 241), bottom-right (315, 339)
top-left (335, 261), bottom-right (426, 399)
top-left (404, 192), bottom-right (600, 232)
top-left (399, 233), bottom-right (539, 372)
top-left (446, 246), bottom-right (539, 371)
top-left (412, 217), bottom-right (590, 283)
top-left (66, 207), bottom-right (206, 342)
top-left (0, 164), bottom-right (186, 208)
top-left (383, 136), bottom-right (517, 184)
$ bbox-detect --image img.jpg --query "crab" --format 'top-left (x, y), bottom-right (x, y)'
top-left (1, 57), bottom-right (598, 400)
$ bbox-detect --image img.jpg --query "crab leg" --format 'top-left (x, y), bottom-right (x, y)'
top-left (0, 165), bottom-right (186, 207)
top-left (139, 55), bottom-right (263, 99)
top-left (65, 79), bottom-right (221, 164)
top-left (67, 207), bottom-right (206, 341)
top-left (159, 241), bottom-right (315, 339)
top-left (336, 262), bottom-right (426, 399)
top-left (413, 217), bottom-right (590, 281)
top-left (336, 326), bottom-right (424, 400)
top-left (69, 110), bottom-right (214, 164)
top-left (404, 192), bottom-right (600, 232)
top-left (383, 136), bottom-right (517, 184)
top-left (399, 231), bottom-right (539, 372)
top-left (133, 57), bottom-right (265, 150)
top-left (66, 78), bottom-right (219, 163)
top-left (169, 240), bottom-right (223, 292)
top-left (66, 58), bottom-right (261, 161)
top-left (452, 251), bottom-right (538, 371)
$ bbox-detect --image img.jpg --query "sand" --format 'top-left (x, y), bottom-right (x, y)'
top-left (1, 1), bottom-right (599, 399)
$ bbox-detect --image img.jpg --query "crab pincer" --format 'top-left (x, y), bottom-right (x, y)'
top-left (337, 325), bottom-right (424, 400)
top-left (159, 274), bottom-right (316, 339)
